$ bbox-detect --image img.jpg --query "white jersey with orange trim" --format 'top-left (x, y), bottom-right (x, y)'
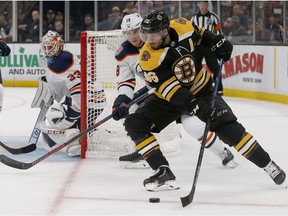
top-left (115, 40), bottom-right (145, 99)
top-left (46, 50), bottom-right (81, 109)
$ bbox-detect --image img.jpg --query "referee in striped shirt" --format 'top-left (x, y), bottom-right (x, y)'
top-left (191, 1), bottom-right (224, 95)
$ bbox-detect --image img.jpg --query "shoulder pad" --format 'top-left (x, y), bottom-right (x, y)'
top-left (170, 18), bottom-right (193, 40)
top-left (139, 42), bottom-right (168, 71)
top-left (115, 41), bottom-right (139, 61)
top-left (48, 51), bottom-right (73, 73)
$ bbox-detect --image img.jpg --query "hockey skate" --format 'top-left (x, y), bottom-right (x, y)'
top-left (264, 161), bottom-right (286, 186)
top-left (144, 165), bottom-right (180, 191)
top-left (219, 147), bottom-right (239, 168)
top-left (119, 151), bottom-right (148, 169)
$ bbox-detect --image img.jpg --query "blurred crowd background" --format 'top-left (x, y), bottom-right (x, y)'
top-left (0, 1), bottom-right (287, 44)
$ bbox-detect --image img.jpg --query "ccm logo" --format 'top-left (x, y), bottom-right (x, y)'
top-left (211, 37), bottom-right (226, 51)
top-left (47, 130), bottom-right (65, 135)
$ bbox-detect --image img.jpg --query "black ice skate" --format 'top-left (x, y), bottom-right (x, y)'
top-left (144, 165), bottom-right (180, 191)
top-left (119, 151), bottom-right (148, 169)
top-left (264, 161), bottom-right (286, 186)
top-left (219, 147), bottom-right (239, 168)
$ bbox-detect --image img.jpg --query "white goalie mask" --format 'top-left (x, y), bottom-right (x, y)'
top-left (40, 30), bottom-right (64, 58)
top-left (121, 13), bottom-right (143, 32)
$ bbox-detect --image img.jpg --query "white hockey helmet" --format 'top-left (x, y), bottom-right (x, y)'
top-left (40, 30), bottom-right (64, 58)
top-left (121, 13), bottom-right (143, 32)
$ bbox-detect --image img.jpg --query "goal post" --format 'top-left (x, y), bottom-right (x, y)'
top-left (80, 31), bottom-right (88, 158)
top-left (80, 30), bottom-right (182, 159)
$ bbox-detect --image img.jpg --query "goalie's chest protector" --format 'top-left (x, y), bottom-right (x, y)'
top-left (46, 51), bottom-right (81, 102)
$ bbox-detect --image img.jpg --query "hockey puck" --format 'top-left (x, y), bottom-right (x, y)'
top-left (149, 197), bottom-right (160, 203)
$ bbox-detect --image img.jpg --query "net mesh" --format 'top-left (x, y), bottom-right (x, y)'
top-left (81, 30), bottom-right (181, 159)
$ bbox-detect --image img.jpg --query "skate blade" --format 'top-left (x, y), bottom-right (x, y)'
top-left (145, 181), bottom-right (180, 192)
top-left (225, 160), bottom-right (239, 169)
top-left (119, 161), bottom-right (149, 169)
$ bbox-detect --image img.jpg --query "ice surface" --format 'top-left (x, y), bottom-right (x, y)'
top-left (0, 87), bottom-right (287, 216)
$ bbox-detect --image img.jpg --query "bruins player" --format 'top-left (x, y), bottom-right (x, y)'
top-left (113, 13), bottom-right (238, 169)
top-left (118, 11), bottom-right (285, 191)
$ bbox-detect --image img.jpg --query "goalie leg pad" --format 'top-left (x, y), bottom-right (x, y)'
top-left (41, 123), bottom-right (80, 156)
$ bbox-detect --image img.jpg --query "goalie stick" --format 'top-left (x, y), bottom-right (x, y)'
top-left (180, 59), bottom-right (224, 207)
top-left (0, 103), bottom-right (49, 154)
top-left (0, 88), bottom-right (155, 170)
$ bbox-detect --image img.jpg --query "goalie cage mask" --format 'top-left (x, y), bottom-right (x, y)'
top-left (41, 30), bottom-right (64, 58)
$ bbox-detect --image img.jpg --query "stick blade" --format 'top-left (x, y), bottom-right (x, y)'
top-left (19, 143), bottom-right (37, 154)
top-left (0, 142), bottom-right (36, 154)
top-left (0, 155), bottom-right (32, 170)
top-left (180, 195), bottom-right (192, 207)
top-left (180, 185), bottom-right (196, 207)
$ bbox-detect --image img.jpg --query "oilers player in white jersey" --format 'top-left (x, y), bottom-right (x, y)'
top-left (32, 30), bottom-right (105, 156)
top-left (0, 36), bottom-right (11, 113)
top-left (112, 13), bottom-right (238, 169)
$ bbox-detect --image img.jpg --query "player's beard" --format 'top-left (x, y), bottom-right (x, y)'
top-left (149, 39), bottom-right (164, 50)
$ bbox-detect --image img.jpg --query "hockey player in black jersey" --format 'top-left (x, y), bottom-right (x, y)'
top-left (117, 11), bottom-right (285, 191)
top-left (113, 13), bottom-right (238, 169)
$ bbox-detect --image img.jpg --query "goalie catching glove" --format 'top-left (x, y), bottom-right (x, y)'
top-left (112, 94), bottom-right (132, 121)
top-left (46, 99), bottom-right (80, 130)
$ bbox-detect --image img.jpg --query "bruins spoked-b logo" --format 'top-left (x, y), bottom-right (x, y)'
top-left (172, 54), bottom-right (196, 85)
top-left (141, 51), bottom-right (151, 61)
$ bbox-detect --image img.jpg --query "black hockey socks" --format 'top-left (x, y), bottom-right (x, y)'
top-left (234, 132), bottom-right (270, 168)
top-left (136, 134), bottom-right (169, 170)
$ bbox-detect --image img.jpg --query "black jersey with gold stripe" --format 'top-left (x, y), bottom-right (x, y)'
top-left (139, 18), bottom-right (214, 108)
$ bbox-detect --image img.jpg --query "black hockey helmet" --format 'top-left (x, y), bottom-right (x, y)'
top-left (141, 11), bottom-right (169, 33)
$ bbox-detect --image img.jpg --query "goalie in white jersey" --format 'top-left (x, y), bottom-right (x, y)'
top-left (32, 30), bottom-right (106, 156)
top-left (113, 13), bottom-right (238, 169)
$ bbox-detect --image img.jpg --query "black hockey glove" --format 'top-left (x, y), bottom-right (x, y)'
top-left (211, 35), bottom-right (233, 62)
top-left (187, 98), bottom-right (219, 122)
top-left (112, 94), bottom-right (132, 121)
top-left (0, 40), bottom-right (11, 56)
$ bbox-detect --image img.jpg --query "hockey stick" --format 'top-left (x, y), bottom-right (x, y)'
top-left (0, 88), bottom-right (155, 170)
top-left (181, 59), bottom-right (224, 207)
top-left (0, 103), bottom-right (49, 154)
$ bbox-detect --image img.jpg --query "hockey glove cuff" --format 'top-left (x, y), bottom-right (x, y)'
top-left (112, 94), bottom-right (132, 121)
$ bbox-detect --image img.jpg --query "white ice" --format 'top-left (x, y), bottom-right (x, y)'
top-left (0, 87), bottom-right (287, 216)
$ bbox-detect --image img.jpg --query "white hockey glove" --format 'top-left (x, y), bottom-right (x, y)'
top-left (31, 76), bottom-right (53, 108)
top-left (46, 101), bottom-right (80, 130)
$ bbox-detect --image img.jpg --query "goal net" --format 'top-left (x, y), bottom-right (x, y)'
top-left (80, 30), bottom-right (182, 159)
